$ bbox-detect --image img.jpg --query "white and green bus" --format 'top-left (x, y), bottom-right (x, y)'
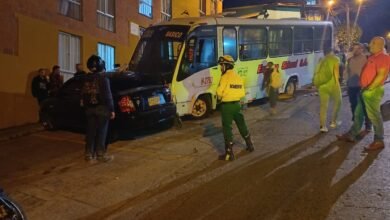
top-left (129, 16), bottom-right (333, 118)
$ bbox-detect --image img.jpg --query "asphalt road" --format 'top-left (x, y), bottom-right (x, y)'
top-left (1, 85), bottom-right (389, 220)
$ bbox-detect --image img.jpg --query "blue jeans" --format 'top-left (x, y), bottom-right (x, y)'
top-left (347, 87), bottom-right (372, 129)
top-left (85, 105), bottom-right (110, 156)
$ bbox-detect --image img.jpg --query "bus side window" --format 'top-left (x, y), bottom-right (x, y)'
top-left (196, 38), bottom-right (216, 70)
top-left (269, 27), bottom-right (293, 57)
top-left (178, 37), bottom-right (217, 81)
top-left (293, 27), bottom-right (313, 54)
top-left (239, 27), bottom-right (267, 61)
top-left (223, 28), bottom-right (237, 60)
top-left (178, 37), bottom-right (196, 81)
top-left (314, 26), bottom-right (332, 52)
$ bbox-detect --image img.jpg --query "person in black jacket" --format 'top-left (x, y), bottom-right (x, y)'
top-left (74, 63), bottom-right (86, 77)
top-left (81, 55), bottom-right (115, 162)
top-left (31, 68), bottom-right (50, 105)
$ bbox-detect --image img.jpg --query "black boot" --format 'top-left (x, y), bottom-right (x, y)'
top-left (245, 135), bottom-right (254, 152)
top-left (218, 142), bottom-right (235, 161)
top-left (224, 142), bottom-right (235, 161)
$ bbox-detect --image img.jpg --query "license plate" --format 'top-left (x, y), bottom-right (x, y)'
top-left (148, 96), bottom-right (160, 106)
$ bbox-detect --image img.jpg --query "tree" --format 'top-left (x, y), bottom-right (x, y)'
top-left (336, 24), bottom-right (363, 48)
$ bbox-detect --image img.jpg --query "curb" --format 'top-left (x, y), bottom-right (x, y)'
top-left (0, 123), bottom-right (44, 143)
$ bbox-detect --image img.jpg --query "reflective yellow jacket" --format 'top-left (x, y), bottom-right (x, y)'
top-left (271, 70), bottom-right (283, 89)
top-left (216, 69), bottom-right (245, 102)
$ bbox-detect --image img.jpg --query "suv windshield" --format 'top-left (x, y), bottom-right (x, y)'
top-left (129, 25), bottom-right (190, 83)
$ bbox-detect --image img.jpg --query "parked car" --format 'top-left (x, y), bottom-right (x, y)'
top-left (39, 71), bottom-right (176, 136)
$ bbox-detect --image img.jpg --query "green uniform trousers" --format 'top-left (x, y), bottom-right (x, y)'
top-left (318, 82), bottom-right (342, 127)
top-left (349, 86), bottom-right (384, 141)
top-left (221, 102), bottom-right (249, 143)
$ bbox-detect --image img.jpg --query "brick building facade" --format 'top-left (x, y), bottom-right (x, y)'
top-left (0, 0), bottom-right (222, 129)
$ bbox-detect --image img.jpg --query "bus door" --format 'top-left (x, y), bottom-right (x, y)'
top-left (174, 26), bottom-right (219, 117)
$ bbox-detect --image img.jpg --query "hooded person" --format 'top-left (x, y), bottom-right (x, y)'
top-left (81, 55), bottom-right (115, 162)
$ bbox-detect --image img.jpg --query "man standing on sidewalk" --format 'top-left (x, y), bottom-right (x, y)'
top-left (216, 55), bottom-right (254, 161)
top-left (337, 37), bottom-right (390, 151)
top-left (31, 68), bottom-right (50, 105)
top-left (346, 43), bottom-right (372, 131)
top-left (81, 55), bottom-right (115, 162)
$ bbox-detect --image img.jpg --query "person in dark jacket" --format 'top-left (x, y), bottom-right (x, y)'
top-left (74, 63), bottom-right (86, 77)
top-left (81, 55), bottom-right (115, 162)
top-left (31, 68), bottom-right (50, 105)
top-left (49, 65), bottom-right (63, 96)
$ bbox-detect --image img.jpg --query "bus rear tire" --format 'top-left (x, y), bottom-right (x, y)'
top-left (285, 79), bottom-right (297, 96)
top-left (191, 95), bottom-right (211, 119)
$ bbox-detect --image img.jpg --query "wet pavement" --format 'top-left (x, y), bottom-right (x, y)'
top-left (0, 84), bottom-right (389, 220)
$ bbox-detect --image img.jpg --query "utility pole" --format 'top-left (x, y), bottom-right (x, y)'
top-left (346, 3), bottom-right (351, 49)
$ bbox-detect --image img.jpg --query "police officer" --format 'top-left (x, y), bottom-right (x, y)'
top-left (216, 55), bottom-right (254, 161)
top-left (82, 55), bottom-right (115, 162)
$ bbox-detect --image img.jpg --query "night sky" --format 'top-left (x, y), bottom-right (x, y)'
top-left (223, 0), bottom-right (390, 43)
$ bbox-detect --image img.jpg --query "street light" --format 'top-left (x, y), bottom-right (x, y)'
top-left (353, 0), bottom-right (364, 27)
top-left (326, 0), bottom-right (335, 20)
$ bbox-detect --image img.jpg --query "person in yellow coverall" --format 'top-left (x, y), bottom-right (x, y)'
top-left (314, 47), bottom-right (342, 133)
top-left (216, 55), bottom-right (254, 161)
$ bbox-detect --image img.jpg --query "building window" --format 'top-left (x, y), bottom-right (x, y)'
top-left (306, 0), bottom-right (317, 5)
top-left (223, 28), bottom-right (237, 60)
top-left (239, 27), bottom-right (267, 61)
top-left (59, 0), bottom-right (82, 20)
top-left (98, 43), bottom-right (115, 71)
top-left (58, 32), bottom-right (81, 81)
top-left (199, 0), bottom-right (206, 16)
top-left (97, 0), bottom-right (115, 32)
top-left (161, 0), bottom-right (171, 21)
top-left (269, 27), bottom-right (293, 57)
top-left (306, 11), bottom-right (322, 21)
top-left (139, 0), bottom-right (153, 18)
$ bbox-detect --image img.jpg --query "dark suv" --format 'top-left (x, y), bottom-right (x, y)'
top-left (39, 71), bottom-right (176, 134)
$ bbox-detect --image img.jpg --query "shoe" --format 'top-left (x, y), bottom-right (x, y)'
top-left (84, 153), bottom-right (95, 162)
top-left (97, 154), bottom-right (114, 162)
top-left (244, 135), bottom-right (255, 152)
top-left (270, 108), bottom-right (277, 115)
top-left (330, 121), bottom-right (342, 129)
top-left (364, 141), bottom-right (385, 152)
top-left (320, 126), bottom-right (328, 133)
top-left (336, 133), bottom-right (355, 142)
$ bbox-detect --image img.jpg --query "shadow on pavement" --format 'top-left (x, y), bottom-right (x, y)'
top-left (139, 133), bottom-right (381, 220)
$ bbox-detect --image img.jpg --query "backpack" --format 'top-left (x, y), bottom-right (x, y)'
top-left (313, 58), bottom-right (333, 88)
top-left (81, 75), bottom-right (102, 107)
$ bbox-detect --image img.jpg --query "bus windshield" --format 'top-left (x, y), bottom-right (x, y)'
top-left (129, 25), bottom-right (190, 83)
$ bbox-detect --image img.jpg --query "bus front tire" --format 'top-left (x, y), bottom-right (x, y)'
top-left (191, 95), bottom-right (211, 119)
